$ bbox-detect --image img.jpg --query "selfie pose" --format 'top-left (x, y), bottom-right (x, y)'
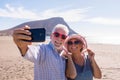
top-left (64, 34), bottom-right (102, 80)
top-left (12, 24), bottom-right (76, 80)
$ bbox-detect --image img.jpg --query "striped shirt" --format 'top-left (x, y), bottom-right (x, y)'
top-left (24, 42), bottom-right (67, 80)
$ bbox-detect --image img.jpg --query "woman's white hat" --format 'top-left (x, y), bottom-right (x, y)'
top-left (64, 34), bottom-right (87, 52)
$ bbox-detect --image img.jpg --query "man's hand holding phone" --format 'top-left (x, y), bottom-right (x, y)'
top-left (12, 25), bottom-right (32, 55)
top-left (12, 25), bottom-right (46, 56)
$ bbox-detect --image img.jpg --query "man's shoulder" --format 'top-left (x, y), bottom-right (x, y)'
top-left (37, 42), bottom-right (51, 49)
top-left (28, 42), bottom-right (51, 52)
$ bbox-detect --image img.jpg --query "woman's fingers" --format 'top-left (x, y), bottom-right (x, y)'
top-left (87, 49), bottom-right (95, 58)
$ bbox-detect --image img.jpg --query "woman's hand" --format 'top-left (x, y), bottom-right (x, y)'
top-left (87, 49), bottom-right (95, 61)
top-left (60, 47), bottom-right (72, 59)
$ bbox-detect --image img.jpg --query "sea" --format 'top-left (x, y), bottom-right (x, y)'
top-left (46, 36), bottom-right (120, 45)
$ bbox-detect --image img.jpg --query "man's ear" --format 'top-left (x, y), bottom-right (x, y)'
top-left (50, 34), bottom-right (52, 39)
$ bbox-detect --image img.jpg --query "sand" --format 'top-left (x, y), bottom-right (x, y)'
top-left (0, 36), bottom-right (120, 80)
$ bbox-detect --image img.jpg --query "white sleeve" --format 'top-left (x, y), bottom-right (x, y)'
top-left (23, 45), bottom-right (40, 63)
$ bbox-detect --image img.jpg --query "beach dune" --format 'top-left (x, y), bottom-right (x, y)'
top-left (0, 36), bottom-right (120, 80)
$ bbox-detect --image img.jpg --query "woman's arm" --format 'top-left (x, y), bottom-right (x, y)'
top-left (87, 49), bottom-right (102, 79)
top-left (65, 55), bottom-right (77, 79)
top-left (60, 50), bottom-right (77, 79)
top-left (91, 58), bottom-right (102, 79)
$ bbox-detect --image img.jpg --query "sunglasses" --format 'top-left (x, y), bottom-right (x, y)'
top-left (67, 40), bottom-right (82, 45)
top-left (53, 32), bottom-right (67, 40)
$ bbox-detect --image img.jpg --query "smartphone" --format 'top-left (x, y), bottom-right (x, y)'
top-left (29, 28), bottom-right (46, 42)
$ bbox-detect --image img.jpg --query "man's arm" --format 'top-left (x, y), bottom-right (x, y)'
top-left (12, 25), bottom-right (32, 56)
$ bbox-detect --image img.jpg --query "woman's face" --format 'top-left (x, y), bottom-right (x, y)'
top-left (67, 38), bottom-right (83, 53)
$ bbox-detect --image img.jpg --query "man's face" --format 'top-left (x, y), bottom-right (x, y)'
top-left (51, 28), bottom-right (67, 50)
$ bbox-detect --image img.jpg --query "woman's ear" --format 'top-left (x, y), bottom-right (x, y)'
top-left (80, 48), bottom-right (83, 52)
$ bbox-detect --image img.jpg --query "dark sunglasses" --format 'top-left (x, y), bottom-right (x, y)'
top-left (53, 32), bottom-right (67, 40)
top-left (67, 40), bottom-right (82, 45)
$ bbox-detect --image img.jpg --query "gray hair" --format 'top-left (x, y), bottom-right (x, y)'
top-left (52, 24), bottom-right (69, 35)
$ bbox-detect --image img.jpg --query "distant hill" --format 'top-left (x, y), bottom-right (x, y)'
top-left (0, 17), bottom-right (76, 36)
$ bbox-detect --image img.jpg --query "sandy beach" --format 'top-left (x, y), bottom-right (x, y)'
top-left (0, 36), bottom-right (120, 80)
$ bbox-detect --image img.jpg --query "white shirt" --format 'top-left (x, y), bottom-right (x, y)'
top-left (24, 42), bottom-right (67, 80)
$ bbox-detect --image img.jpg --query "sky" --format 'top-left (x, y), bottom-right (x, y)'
top-left (0, 0), bottom-right (120, 44)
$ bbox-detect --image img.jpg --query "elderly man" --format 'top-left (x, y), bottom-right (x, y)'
top-left (12, 24), bottom-right (76, 80)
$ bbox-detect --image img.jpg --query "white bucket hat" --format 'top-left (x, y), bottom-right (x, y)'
top-left (64, 34), bottom-right (87, 53)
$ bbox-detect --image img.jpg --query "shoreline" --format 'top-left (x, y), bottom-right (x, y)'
top-left (0, 36), bottom-right (120, 46)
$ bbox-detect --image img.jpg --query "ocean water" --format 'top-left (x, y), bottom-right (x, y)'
top-left (46, 36), bottom-right (120, 45)
top-left (86, 36), bottom-right (120, 45)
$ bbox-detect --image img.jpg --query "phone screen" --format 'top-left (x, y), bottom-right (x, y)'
top-left (29, 28), bottom-right (46, 42)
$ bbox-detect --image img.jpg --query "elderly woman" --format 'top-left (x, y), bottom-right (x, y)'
top-left (64, 34), bottom-right (102, 80)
